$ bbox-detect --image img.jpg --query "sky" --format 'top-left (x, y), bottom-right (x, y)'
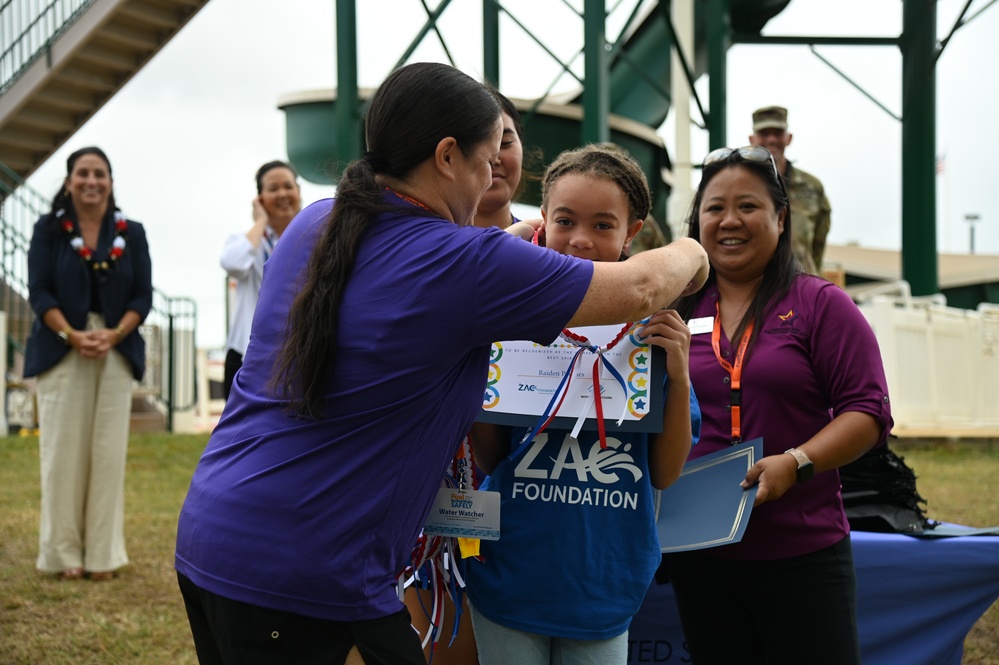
top-left (22, 0), bottom-right (999, 349)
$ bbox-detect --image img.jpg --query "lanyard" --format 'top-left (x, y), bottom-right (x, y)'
top-left (710, 301), bottom-right (753, 444)
top-left (262, 228), bottom-right (277, 263)
top-left (385, 186), bottom-right (432, 212)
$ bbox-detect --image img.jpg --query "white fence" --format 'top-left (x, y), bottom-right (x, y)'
top-left (857, 282), bottom-right (999, 434)
top-left (6, 281), bottom-right (996, 436)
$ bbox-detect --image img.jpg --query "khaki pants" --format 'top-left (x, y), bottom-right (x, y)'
top-left (36, 313), bottom-right (133, 574)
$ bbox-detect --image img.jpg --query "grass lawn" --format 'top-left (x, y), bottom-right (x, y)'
top-left (0, 433), bottom-right (996, 664)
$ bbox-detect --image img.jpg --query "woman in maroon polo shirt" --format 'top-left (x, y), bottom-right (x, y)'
top-left (668, 146), bottom-right (893, 665)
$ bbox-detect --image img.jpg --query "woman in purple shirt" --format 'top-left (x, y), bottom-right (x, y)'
top-left (174, 62), bottom-right (709, 665)
top-left (668, 146), bottom-right (893, 665)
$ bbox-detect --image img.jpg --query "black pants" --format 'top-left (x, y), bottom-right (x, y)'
top-left (177, 572), bottom-right (425, 665)
top-left (222, 349), bottom-right (242, 400)
top-left (666, 536), bottom-right (861, 665)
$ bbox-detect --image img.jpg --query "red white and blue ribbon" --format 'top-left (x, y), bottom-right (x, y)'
top-left (524, 224), bottom-right (636, 448)
top-left (518, 323), bottom-right (636, 451)
top-left (399, 435), bottom-right (478, 656)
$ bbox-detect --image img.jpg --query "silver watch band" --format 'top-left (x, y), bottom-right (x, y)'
top-left (784, 447), bottom-right (811, 468)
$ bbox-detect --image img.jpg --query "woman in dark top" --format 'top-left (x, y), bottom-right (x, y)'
top-left (667, 146), bottom-right (892, 665)
top-left (25, 146), bottom-right (152, 582)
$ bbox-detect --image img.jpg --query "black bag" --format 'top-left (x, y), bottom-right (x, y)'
top-left (839, 443), bottom-right (932, 534)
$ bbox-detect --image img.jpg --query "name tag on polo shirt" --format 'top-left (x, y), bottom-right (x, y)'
top-left (423, 488), bottom-right (500, 540)
top-left (687, 317), bottom-right (714, 335)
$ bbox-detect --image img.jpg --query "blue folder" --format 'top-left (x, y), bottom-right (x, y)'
top-left (657, 437), bottom-right (762, 552)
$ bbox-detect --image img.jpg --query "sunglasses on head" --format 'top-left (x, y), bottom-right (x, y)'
top-left (702, 146), bottom-right (787, 198)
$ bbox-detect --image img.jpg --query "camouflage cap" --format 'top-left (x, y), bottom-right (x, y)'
top-left (752, 105), bottom-right (788, 132)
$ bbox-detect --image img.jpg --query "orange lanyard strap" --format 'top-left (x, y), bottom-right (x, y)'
top-left (385, 186), bottom-right (432, 212)
top-left (710, 301), bottom-right (754, 444)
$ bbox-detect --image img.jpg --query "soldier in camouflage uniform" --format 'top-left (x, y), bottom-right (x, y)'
top-left (629, 213), bottom-right (668, 255)
top-left (749, 106), bottom-right (831, 276)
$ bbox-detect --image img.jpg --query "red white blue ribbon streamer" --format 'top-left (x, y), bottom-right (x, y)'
top-left (518, 322), bottom-right (637, 450)
top-left (399, 436), bottom-right (477, 656)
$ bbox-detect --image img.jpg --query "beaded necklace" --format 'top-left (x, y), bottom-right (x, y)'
top-left (56, 206), bottom-right (128, 274)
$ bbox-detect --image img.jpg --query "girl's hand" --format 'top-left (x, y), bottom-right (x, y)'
top-left (636, 309), bottom-right (690, 381)
top-left (506, 218), bottom-right (545, 245)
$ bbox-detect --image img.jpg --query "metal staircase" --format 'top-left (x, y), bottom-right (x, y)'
top-left (0, 0), bottom-right (211, 181)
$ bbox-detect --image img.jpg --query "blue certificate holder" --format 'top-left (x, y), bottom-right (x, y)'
top-left (657, 437), bottom-right (763, 552)
top-left (476, 322), bottom-right (666, 434)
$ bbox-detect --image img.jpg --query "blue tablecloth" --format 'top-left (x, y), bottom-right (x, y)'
top-left (628, 530), bottom-right (999, 664)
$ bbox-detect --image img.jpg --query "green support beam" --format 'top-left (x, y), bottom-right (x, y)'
top-left (901, 0), bottom-right (938, 295)
top-left (483, 0), bottom-right (500, 86)
top-left (582, 0), bottom-right (609, 144)
top-left (733, 34), bottom-right (899, 46)
top-left (320, 0), bottom-right (945, 302)
top-left (706, 0), bottom-right (730, 149)
top-left (335, 0), bottom-right (361, 163)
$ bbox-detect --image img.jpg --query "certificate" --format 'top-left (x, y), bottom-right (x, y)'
top-left (476, 322), bottom-right (666, 433)
top-left (656, 438), bottom-right (762, 552)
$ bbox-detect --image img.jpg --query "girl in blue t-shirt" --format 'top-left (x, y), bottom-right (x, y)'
top-left (465, 145), bottom-right (700, 665)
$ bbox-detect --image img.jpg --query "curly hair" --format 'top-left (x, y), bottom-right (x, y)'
top-left (540, 143), bottom-right (651, 223)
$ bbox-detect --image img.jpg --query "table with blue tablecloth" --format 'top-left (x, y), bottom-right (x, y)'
top-left (627, 530), bottom-right (999, 664)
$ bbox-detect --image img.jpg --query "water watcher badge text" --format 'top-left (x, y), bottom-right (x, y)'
top-left (422, 488), bottom-right (501, 540)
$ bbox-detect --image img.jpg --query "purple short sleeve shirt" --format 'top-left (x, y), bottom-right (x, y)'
top-left (175, 197), bottom-right (593, 620)
top-left (687, 274), bottom-right (892, 560)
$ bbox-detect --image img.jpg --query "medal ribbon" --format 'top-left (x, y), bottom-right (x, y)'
top-left (261, 227), bottom-right (277, 263)
top-left (385, 186), bottom-right (433, 212)
top-left (399, 435), bottom-right (478, 652)
top-left (516, 323), bottom-right (635, 451)
top-left (711, 301), bottom-right (753, 444)
top-left (521, 226), bottom-right (634, 448)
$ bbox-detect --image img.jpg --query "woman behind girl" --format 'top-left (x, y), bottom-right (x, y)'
top-left (403, 88), bottom-right (531, 665)
top-left (465, 144), bottom-right (699, 665)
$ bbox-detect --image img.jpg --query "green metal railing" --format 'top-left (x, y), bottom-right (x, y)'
top-left (0, 162), bottom-right (198, 431)
top-left (0, 162), bottom-right (44, 361)
top-left (0, 0), bottom-right (96, 95)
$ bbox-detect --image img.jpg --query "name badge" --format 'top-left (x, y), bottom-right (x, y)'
top-left (687, 316), bottom-right (714, 335)
top-left (423, 488), bottom-right (501, 540)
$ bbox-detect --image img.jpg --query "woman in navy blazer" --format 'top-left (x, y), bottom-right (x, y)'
top-left (24, 146), bottom-right (152, 582)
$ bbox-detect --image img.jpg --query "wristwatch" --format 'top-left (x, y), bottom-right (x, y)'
top-left (57, 326), bottom-right (73, 345)
top-left (784, 447), bottom-right (814, 484)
